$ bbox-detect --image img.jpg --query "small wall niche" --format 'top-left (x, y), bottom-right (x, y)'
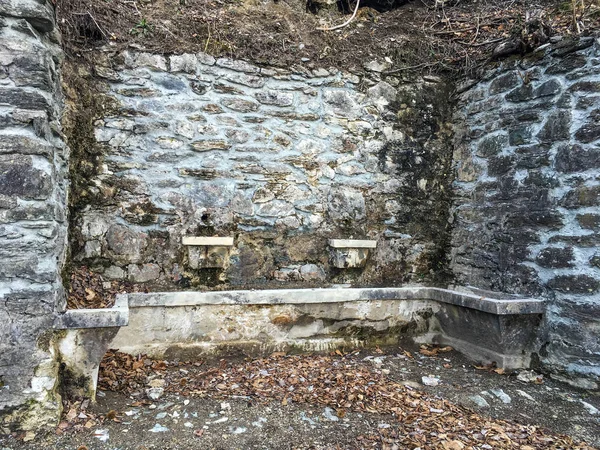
top-left (183, 236), bottom-right (234, 269)
top-left (328, 239), bottom-right (377, 268)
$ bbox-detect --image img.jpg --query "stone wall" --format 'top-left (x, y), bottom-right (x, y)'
top-left (0, 1), bottom-right (68, 431)
top-left (69, 51), bottom-right (454, 290)
top-left (451, 37), bottom-right (600, 386)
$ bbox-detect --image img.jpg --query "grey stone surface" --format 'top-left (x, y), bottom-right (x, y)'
top-left (0, 1), bottom-right (68, 432)
top-left (71, 51), bottom-right (454, 291)
top-left (452, 37), bottom-right (600, 385)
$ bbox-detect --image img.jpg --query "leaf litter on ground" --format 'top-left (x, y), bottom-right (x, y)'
top-left (86, 349), bottom-right (599, 449)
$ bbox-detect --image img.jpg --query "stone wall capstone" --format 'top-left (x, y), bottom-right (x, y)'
top-left (0, 1), bottom-right (68, 430)
top-left (451, 36), bottom-right (600, 388)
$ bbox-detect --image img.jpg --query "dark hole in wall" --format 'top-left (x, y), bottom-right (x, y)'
top-left (74, 12), bottom-right (104, 42)
top-left (306, 0), bottom-right (409, 14)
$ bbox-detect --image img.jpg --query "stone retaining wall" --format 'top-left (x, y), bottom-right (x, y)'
top-left (69, 51), bottom-right (454, 289)
top-left (451, 37), bottom-right (600, 387)
top-left (0, 0), bottom-right (68, 431)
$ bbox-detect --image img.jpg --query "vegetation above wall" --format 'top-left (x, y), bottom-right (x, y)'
top-left (56, 0), bottom-right (600, 76)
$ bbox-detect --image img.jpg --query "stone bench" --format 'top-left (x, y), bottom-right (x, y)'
top-left (54, 286), bottom-right (544, 399)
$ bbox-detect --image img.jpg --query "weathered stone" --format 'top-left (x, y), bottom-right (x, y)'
top-left (216, 58), bottom-right (259, 73)
top-left (537, 110), bottom-right (571, 142)
top-left (0, 0), bottom-right (55, 32)
top-left (508, 127), bottom-right (532, 146)
top-left (255, 90), bottom-right (294, 107)
top-left (366, 81), bottom-right (397, 105)
top-left (202, 104), bottom-right (224, 114)
top-left (155, 75), bottom-right (187, 91)
top-left (323, 90), bottom-right (358, 118)
top-left (169, 54), bottom-right (198, 73)
top-left (222, 72), bottom-right (265, 88)
top-left (0, 154), bottom-right (51, 200)
top-left (577, 213), bottom-right (600, 231)
top-left (105, 225), bottom-right (147, 264)
top-left (575, 108), bottom-right (600, 143)
top-left (590, 252), bottom-right (600, 268)
top-left (536, 247), bottom-right (574, 268)
top-left (225, 129), bottom-right (250, 144)
top-left (155, 136), bottom-right (184, 149)
top-left (547, 275), bottom-right (599, 294)
top-left (190, 140), bottom-right (231, 152)
top-left (489, 72), bottom-right (520, 94)
top-left (327, 187), bottom-right (365, 222)
top-left (197, 52), bottom-right (216, 65)
top-left (268, 111), bottom-right (320, 121)
top-left (299, 264), bottom-right (326, 282)
top-left (0, 87), bottom-right (51, 111)
top-left (487, 155), bottom-right (514, 176)
top-left (568, 81), bottom-right (600, 92)
top-left (545, 54), bottom-right (587, 74)
top-left (124, 52), bottom-right (168, 71)
top-left (514, 145), bottom-right (551, 169)
top-left (0, 135), bottom-right (53, 156)
top-left (104, 265), bottom-right (126, 280)
top-left (128, 263), bottom-right (161, 283)
top-left (555, 144), bottom-right (600, 172)
top-left (508, 78), bottom-right (562, 101)
top-left (476, 134), bottom-right (507, 157)
top-left (560, 185), bottom-right (600, 209)
top-left (221, 98), bottom-right (259, 113)
top-left (117, 87), bottom-right (161, 97)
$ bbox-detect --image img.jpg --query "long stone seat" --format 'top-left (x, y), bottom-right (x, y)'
top-left (54, 286), bottom-right (544, 399)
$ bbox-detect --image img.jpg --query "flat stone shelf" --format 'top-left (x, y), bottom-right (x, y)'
top-left (328, 239), bottom-right (378, 248)
top-left (53, 294), bottom-right (129, 329)
top-left (182, 236), bottom-right (234, 246)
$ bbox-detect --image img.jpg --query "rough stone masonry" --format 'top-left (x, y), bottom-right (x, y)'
top-left (453, 37), bottom-right (600, 388)
top-left (69, 50), bottom-right (454, 290)
top-left (1, 0), bottom-right (600, 432)
top-left (0, 0), bottom-right (69, 431)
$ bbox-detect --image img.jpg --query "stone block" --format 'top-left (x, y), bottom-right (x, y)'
top-left (221, 98), bottom-right (259, 113)
top-left (190, 140), bottom-right (231, 152)
top-left (188, 245), bottom-right (230, 269)
top-left (545, 54), bottom-right (587, 74)
top-left (577, 213), bottom-right (600, 231)
top-left (105, 225), bottom-right (147, 264)
top-left (0, 0), bottom-right (55, 32)
top-left (535, 247), bottom-right (574, 268)
top-left (128, 263), bottom-right (161, 283)
top-left (548, 275), bottom-right (600, 294)
top-left (255, 90), bottom-right (294, 107)
top-left (555, 144), bottom-right (600, 172)
top-left (0, 87), bottom-right (51, 112)
top-left (0, 154), bottom-right (51, 200)
top-left (537, 110), bottom-right (571, 142)
top-left (560, 185), bottom-right (600, 209)
top-left (575, 108), bottom-right (600, 143)
top-left (327, 187), bottom-right (365, 222)
top-left (330, 248), bottom-right (370, 268)
top-left (489, 71), bottom-right (520, 94)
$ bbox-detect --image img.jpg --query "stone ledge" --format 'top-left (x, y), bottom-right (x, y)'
top-left (328, 239), bottom-right (378, 248)
top-left (53, 295), bottom-right (129, 329)
top-left (123, 286), bottom-right (544, 315)
top-left (182, 236), bottom-right (235, 246)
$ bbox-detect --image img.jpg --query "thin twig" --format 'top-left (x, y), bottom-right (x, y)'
top-left (382, 62), bottom-right (436, 74)
top-left (456, 37), bottom-right (503, 47)
top-left (317, 0), bottom-right (361, 32)
top-left (72, 11), bottom-right (108, 38)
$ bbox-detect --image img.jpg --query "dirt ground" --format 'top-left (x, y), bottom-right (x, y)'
top-left (55, 0), bottom-right (599, 76)
top-left (2, 342), bottom-right (599, 449)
